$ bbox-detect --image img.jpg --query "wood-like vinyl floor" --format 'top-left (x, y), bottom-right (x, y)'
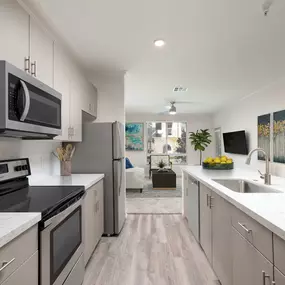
top-left (83, 215), bottom-right (219, 285)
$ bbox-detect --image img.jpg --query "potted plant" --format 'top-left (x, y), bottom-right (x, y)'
top-left (189, 129), bottom-right (212, 165)
top-left (157, 159), bottom-right (167, 172)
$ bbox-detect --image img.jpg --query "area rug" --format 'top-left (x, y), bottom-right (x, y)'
top-left (126, 178), bottom-right (182, 198)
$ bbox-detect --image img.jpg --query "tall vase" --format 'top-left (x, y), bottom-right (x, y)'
top-left (61, 161), bottom-right (72, 176)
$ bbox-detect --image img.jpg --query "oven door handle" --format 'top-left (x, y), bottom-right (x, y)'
top-left (43, 198), bottom-right (82, 229)
top-left (19, 80), bottom-right (31, 122)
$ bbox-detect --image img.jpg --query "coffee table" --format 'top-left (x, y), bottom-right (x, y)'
top-left (152, 169), bottom-right (176, 190)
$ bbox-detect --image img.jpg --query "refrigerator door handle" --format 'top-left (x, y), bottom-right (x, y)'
top-left (118, 159), bottom-right (123, 195)
top-left (116, 121), bottom-right (123, 159)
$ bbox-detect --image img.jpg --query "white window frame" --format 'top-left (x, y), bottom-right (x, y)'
top-left (146, 121), bottom-right (187, 165)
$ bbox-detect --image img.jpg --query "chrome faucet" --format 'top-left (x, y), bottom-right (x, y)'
top-left (245, 148), bottom-right (271, 185)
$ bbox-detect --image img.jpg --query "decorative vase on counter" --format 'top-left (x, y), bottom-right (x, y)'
top-left (61, 160), bottom-right (72, 176)
top-left (53, 144), bottom-right (76, 176)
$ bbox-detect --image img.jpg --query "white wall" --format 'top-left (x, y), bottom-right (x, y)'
top-left (91, 72), bottom-right (125, 123)
top-left (214, 76), bottom-right (285, 177)
top-left (126, 112), bottom-right (215, 176)
top-left (0, 138), bottom-right (60, 175)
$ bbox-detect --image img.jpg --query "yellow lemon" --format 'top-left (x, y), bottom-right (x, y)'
top-left (214, 158), bottom-right (221, 164)
top-left (221, 157), bottom-right (227, 163)
top-left (226, 159), bottom-right (233, 164)
top-left (204, 159), bottom-right (208, 164)
top-left (221, 162), bottom-right (226, 164)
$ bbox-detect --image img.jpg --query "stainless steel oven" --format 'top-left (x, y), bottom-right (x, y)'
top-left (41, 198), bottom-right (84, 285)
top-left (0, 61), bottom-right (62, 139)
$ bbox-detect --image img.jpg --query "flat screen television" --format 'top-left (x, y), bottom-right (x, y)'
top-left (223, 130), bottom-right (248, 155)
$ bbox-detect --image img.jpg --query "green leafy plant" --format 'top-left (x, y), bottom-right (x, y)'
top-left (189, 129), bottom-right (212, 165)
top-left (157, 159), bottom-right (166, 169)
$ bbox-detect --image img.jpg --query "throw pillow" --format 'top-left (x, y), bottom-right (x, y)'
top-left (126, 157), bottom-right (134, 169)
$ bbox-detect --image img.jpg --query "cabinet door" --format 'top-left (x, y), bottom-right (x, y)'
top-left (212, 192), bottom-right (232, 285)
top-left (182, 172), bottom-right (188, 219)
top-left (187, 175), bottom-right (199, 241)
top-left (199, 183), bottom-right (212, 263)
top-left (53, 44), bottom-right (70, 141)
top-left (30, 18), bottom-right (54, 87)
top-left (83, 189), bottom-right (96, 266)
top-left (69, 78), bottom-right (82, 142)
top-left (275, 268), bottom-right (285, 285)
top-left (2, 251), bottom-right (38, 285)
top-left (232, 227), bottom-right (273, 285)
top-left (0, 0), bottom-right (29, 70)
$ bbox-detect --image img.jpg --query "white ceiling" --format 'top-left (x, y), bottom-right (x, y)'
top-left (33, 0), bottom-right (285, 114)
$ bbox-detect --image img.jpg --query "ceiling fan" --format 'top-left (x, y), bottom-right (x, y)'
top-left (158, 101), bottom-right (195, 115)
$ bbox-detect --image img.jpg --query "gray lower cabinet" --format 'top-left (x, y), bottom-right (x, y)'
top-left (183, 172), bottom-right (189, 220)
top-left (199, 183), bottom-right (212, 263)
top-left (83, 179), bottom-right (104, 266)
top-left (186, 175), bottom-right (199, 241)
top-left (274, 268), bottom-right (285, 285)
top-left (232, 227), bottom-right (273, 285)
top-left (212, 192), bottom-right (232, 285)
top-left (2, 251), bottom-right (38, 285)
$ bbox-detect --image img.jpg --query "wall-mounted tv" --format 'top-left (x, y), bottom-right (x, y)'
top-left (223, 130), bottom-right (248, 155)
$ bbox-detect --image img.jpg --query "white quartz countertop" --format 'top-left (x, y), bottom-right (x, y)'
top-left (29, 173), bottom-right (104, 189)
top-left (0, 213), bottom-right (41, 248)
top-left (181, 166), bottom-right (285, 240)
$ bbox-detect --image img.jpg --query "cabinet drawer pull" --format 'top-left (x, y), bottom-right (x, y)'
top-left (238, 222), bottom-right (252, 233)
top-left (262, 271), bottom-right (270, 285)
top-left (0, 258), bottom-right (15, 272)
top-left (206, 194), bottom-right (209, 206)
top-left (210, 196), bottom-right (214, 208)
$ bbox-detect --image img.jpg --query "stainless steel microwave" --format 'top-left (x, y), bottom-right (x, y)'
top-left (0, 61), bottom-right (62, 139)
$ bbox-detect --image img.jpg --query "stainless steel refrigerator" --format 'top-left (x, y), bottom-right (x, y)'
top-left (72, 121), bottom-right (126, 235)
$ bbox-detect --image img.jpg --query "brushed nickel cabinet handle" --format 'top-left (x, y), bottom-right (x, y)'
top-left (238, 222), bottom-right (252, 233)
top-left (25, 57), bottom-right (30, 73)
top-left (272, 282), bottom-right (276, 285)
top-left (31, 61), bottom-right (37, 77)
top-left (262, 271), bottom-right (270, 285)
top-left (210, 196), bottom-right (214, 209)
top-left (206, 194), bottom-right (209, 207)
top-left (0, 258), bottom-right (15, 272)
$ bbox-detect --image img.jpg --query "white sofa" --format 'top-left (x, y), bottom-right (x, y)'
top-left (126, 167), bottom-right (144, 192)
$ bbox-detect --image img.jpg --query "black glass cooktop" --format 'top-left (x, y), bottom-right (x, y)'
top-left (0, 178), bottom-right (85, 219)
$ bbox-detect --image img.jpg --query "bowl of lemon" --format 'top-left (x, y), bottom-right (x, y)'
top-left (202, 156), bottom-right (234, 170)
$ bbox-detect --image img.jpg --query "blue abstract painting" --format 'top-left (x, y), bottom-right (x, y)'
top-left (125, 123), bottom-right (144, 151)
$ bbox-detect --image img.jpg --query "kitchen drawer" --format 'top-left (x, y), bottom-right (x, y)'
top-left (274, 267), bottom-right (285, 285)
top-left (231, 206), bottom-right (273, 262)
top-left (273, 234), bottom-right (285, 275)
top-left (1, 251), bottom-right (38, 285)
top-left (0, 225), bottom-right (38, 284)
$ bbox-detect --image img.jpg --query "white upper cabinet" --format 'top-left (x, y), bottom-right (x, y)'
top-left (30, 18), bottom-right (54, 87)
top-left (54, 44), bottom-right (70, 141)
top-left (0, 0), bottom-right (30, 70)
top-left (69, 73), bottom-right (83, 142)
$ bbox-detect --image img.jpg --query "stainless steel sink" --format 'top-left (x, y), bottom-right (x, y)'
top-left (212, 179), bottom-right (282, 193)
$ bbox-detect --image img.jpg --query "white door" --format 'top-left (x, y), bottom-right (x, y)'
top-left (0, 0), bottom-right (30, 71)
top-left (30, 19), bottom-right (54, 87)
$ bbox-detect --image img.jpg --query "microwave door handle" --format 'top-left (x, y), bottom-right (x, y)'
top-left (19, 80), bottom-right (30, 121)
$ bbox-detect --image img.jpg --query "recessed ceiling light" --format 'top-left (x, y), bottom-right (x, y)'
top-left (154, 39), bottom-right (165, 47)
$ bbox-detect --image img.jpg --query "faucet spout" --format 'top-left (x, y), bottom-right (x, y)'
top-left (245, 148), bottom-right (271, 185)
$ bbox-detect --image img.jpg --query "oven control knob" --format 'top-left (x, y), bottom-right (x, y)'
top-left (14, 166), bottom-right (22, 172)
